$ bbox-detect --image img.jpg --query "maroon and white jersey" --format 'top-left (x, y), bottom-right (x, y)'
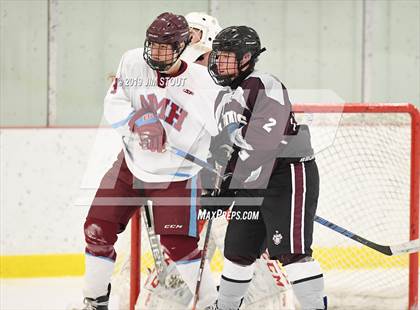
top-left (214, 71), bottom-right (314, 188)
top-left (105, 48), bottom-right (220, 182)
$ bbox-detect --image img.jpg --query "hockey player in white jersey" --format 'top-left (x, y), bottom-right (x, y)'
top-left (131, 12), bottom-right (224, 310)
top-left (81, 12), bottom-right (220, 310)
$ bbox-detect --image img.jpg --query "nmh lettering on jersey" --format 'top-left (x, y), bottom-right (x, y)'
top-left (140, 93), bottom-right (188, 131)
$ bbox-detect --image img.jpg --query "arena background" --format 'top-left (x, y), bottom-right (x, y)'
top-left (0, 1), bottom-right (419, 309)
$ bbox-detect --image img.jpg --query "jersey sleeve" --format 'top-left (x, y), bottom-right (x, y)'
top-left (104, 52), bottom-right (135, 137)
top-left (230, 78), bottom-right (293, 184)
top-left (191, 64), bottom-right (221, 137)
top-left (196, 87), bottom-right (220, 137)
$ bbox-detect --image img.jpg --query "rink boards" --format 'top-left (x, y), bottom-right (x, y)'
top-left (0, 127), bottom-right (415, 277)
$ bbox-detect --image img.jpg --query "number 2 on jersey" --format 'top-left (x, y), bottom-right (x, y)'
top-left (263, 118), bottom-right (276, 132)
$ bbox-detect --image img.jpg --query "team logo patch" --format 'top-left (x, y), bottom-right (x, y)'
top-left (183, 88), bottom-right (194, 95)
top-left (272, 230), bottom-right (283, 245)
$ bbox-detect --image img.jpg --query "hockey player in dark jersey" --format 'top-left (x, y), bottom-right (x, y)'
top-left (203, 26), bottom-right (327, 310)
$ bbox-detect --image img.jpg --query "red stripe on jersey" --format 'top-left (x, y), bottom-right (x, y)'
top-left (293, 163), bottom-right (304, 253)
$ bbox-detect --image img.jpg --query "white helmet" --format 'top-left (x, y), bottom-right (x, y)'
top-left (182, 12), bottom-right (222, 63)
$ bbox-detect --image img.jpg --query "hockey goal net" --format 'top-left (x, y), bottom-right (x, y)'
top-left (114, 103), bottom-right (419, 310)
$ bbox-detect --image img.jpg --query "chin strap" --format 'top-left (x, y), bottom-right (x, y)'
top-left (238, 47), bottom-right (267, 72)
top-left (230, 47), bottom-right (267, 89)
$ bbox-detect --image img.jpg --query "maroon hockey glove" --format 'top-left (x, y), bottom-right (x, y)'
top-left (128, 109), bottom-right (166, 153)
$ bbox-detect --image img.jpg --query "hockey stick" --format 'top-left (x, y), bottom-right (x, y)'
top-left (141, 200), bottom-right (168, 284)
top-left (314, 215), bottom-right (420, 256)
top-left (169, 146), bottom-right (420, 257)
top-left (191, 219), bottom-right (213, 310)
top-left (191, 162), bottom-right (223, 310)
top-left (167, 146), bottom-right (224, 178)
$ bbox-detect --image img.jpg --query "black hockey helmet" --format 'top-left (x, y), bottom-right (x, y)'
top-left (143, 12), bottom-right (190, 72)
top-left (208, 25), bottom-right (266, 86)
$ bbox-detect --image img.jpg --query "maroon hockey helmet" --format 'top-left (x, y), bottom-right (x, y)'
top-left (143, 12), bottom-right (190, 72)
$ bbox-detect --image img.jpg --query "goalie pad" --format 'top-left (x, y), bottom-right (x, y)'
top-left (136, 260), bottom-right (192, 310)
top-left (114, 218), bottom-right (294, 309)
top-left (242, 253), bottom-right (294, 309)
top-left (134, 254), bottom-right (294, 309)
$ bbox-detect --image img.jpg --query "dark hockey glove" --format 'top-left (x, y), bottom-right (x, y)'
top-left (209, 124), bottom-right (238, 168)
top-left (200, 168), bottom-right (232, 197)
top-left (200, 172), bottom-right (235, 215)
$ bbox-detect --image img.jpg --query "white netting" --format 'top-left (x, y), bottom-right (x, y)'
top-left (112, 108), bottom-right (417, 310)
top-left (303, 111), bottom-right (414, 309)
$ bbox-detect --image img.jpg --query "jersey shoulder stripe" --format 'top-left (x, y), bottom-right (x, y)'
top-left (248, 71), bottom-right (286, 106)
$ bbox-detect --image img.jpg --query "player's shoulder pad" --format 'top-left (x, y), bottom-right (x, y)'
top-left (120, 48), bottom-right (144, 65)
top-left (187, 62), bottom-right (222, 91)
top-left (248, 71), bottom-right (286, 106)
top-left (248, 70), bottom-right (284, 90)
top-left (187, 62), bottom-right (211, 78)
top-left (117, 48), bottom-right (148, 79)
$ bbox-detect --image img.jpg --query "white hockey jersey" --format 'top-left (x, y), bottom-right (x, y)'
top-left (104, 48), bottom-right (220, 182)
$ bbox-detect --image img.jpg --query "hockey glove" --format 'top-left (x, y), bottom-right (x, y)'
top-left (209, 124), bottom-right (238, 168)
top-left (200, 171), bottom-right (235, 215)
top-left (128, 108), bottom-right (166, 153)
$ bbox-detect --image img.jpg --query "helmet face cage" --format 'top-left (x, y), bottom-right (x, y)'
top-left (143, 12), bottom-right (190, 72)
top-left (189, 27), bottom-right (204, 45)
top-left (208, 26), bottom-right (263, 86)
top-left (208, 50), bottom-right (241, 86)
top-left (143, 39), bottom-right (186, 72)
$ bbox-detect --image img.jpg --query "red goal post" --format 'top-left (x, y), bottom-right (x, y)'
top-left (128, 103), bottom-right (419, 310)
top-left (292, 102), bottom-right (419, 310)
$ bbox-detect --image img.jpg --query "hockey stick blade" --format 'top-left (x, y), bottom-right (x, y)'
top-left (315, 215), bottom-right (420, 256)
top-left (389, 239), bottom-right (420, 255)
